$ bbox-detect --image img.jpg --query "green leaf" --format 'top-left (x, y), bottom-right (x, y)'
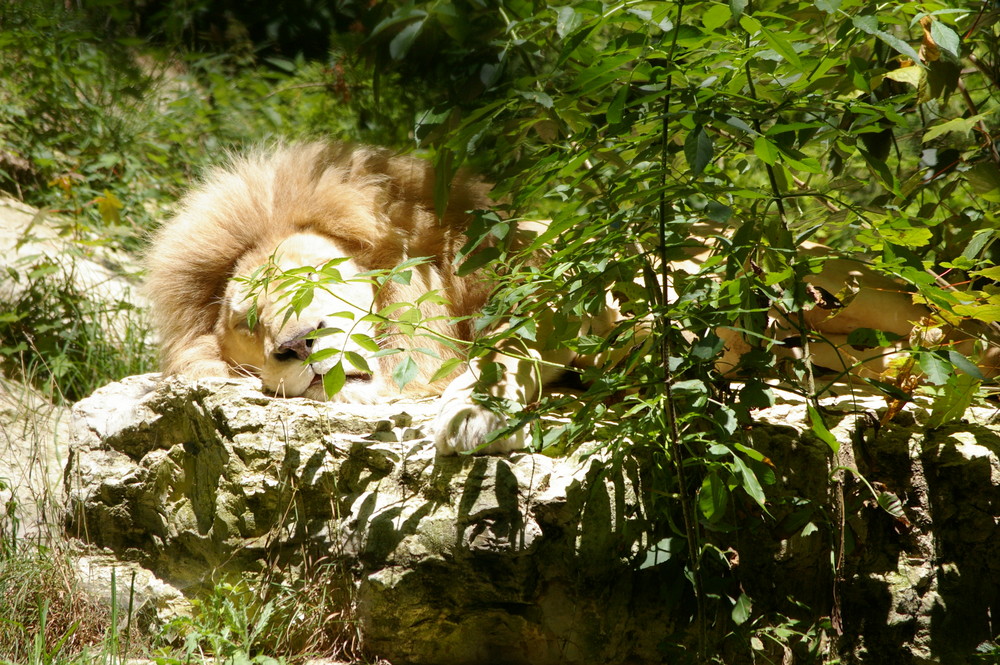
top-left (966, 164), bottom-right (1000, 201)
top-left (923, 114), bottom-right (987, 143)
top-left (555, 5), bottom-right (582, 38)
top-left (390, 19), bottom-right (425, 60)
top-left (852, 15), bottom-right (923, 66)
top-left (351, 334), bottom-right (382, 353)
top-left (731, 592), bottom-right (753, 625)
top-left (391, 269), bottom-right (413, 285)
top-left (758, 25), bottom-right (802, 69)
top-left (971, 266), bottom-right (1000, 281)
top-left (945, 350), bottom-right (983, 380)
top-left (308, 348), bottom-right (340, 363)
top-left (714, 406), bottom-right (739, 435)
top-left (956, 301), bottom-right (1000, 321)
top-left (732, 455), bottom-right (768, 512)
top-left (927, 372), bottom-right (979, 427)
top-left (639, 537), bottom-right (683, 570)
top-left (607, 84), bottom-right (629, 125)
top-left (815, 0), bottom-right (841, 13)
top-left (884, 65), bottom-right (922, 88)
top-left (457, 246), bottom-right (501, 276)
top-left (918, 351), bottom-right (953, 385)
top-left (807, 405), bottom-right (839, 454)
top-left (846, 328), bottom-right (903, 348)
top-left (929, 20), bottom-right (960, 60)
top-left (739, 381), bottom-right (774, 409)
top-left (753, 137), bottom-right (779, 165)
top-left (702, 4), bottom-right (731, 32)
top-left (699, 470), bottom-right (730, 522)
top-left (429, 357), bottom-right (464, 383)
top-left (289, 286), bottom-right (314, 315)
top-left (684, 125), bottom-right (714, 176)
top-left (392, 356), bottom-right (419, 390)
top-left (518, 90), bottom-right (554, 109)
top-left (323, 362), bottom-right (346, 397)
top-left (866, 378), bottom-right (915, 402)
top-left (344, 351), bottom-right (371, 374)
top-left (877, 490), bottom-right (906, 519)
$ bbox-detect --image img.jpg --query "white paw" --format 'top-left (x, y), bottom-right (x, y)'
top-left (433, 398), bottom-right (525, 455)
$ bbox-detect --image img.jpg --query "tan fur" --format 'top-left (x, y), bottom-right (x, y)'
top-left (145, 142), bottom-right (495, 394)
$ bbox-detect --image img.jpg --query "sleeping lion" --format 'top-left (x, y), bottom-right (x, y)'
top-left (146, 142), bottom-right (555, 454)
top-left (146, 142), bottom-right (998, 455)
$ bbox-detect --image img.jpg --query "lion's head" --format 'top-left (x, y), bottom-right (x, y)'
top-left (145, 142), bottom-right (496, 402)
top-left (218, 232), bottom-right (390, 402)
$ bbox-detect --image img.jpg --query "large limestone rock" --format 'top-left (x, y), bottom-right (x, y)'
top-left (66, 374), bottom-right (1000, 664)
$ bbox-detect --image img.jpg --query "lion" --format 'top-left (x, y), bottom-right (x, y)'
top-left (147, 141), bottom-right (999, 456)
top-left (146, 142), bottom-right (551, 454)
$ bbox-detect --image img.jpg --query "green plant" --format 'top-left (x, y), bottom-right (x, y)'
top-left (155, 579), bottom-right (287, 665)
top-left (357, 0), bottom-right (1000, 659)
top-left (0, 253), bottom-right (152, 404)
top-left (0, 545), bottom-right (130, 664)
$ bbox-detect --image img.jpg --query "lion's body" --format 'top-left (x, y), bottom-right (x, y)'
top-left (145, 142), bottom-right (495, 401)
top-left (147, 141), bottom-right (999, 455)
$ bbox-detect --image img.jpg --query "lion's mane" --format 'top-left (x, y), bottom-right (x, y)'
top-left (145, 142), bottom-right (495, 386)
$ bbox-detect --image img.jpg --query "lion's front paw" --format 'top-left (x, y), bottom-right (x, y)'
top-left (433, 398), bottom-right (525, 455)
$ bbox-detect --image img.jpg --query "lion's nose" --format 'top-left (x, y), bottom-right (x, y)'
top-left (273, 335), bottom-right (314, 363)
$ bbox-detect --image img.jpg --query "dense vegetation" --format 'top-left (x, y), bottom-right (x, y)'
top-left (1, 0), bottom-right (998, 662)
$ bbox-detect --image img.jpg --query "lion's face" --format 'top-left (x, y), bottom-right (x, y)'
top-left (218, 232), bottom-right (385, 402)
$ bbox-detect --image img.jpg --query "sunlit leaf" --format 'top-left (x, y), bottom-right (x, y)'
top-left (429, 357), bottom-right (464, 383)
top-left (96, 190), bottom-right (122, 224)
top-left (918, 351), bottom-right (952, 385)
top-left (929, 20), bottom-right (960, 60)
top-left (807, 405), bottom-right (839, 454)
top-left (392, 356), bottom-right (419, 390)
top-left (344, 351), bottom-right (371, 373)
top-left (323, 362), bottom-right (346, 397)
top-left (732, 455), bottom-right (769, 512)
top-left (923, 114), bottom-right (987, 143)
top-left (884, 66), bottom-right (922, 88)
top-left (754, 137), bottom-right (779, 165)
top-left (927, 372), bottom-right (979, 427)
top-left (351, 334), bottom-right (382, 353)
top-left (702, 4), bottom-right (731, 31)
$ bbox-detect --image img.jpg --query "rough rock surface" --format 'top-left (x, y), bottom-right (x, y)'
top-left (67, 374), bottom-right (1000, 664)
